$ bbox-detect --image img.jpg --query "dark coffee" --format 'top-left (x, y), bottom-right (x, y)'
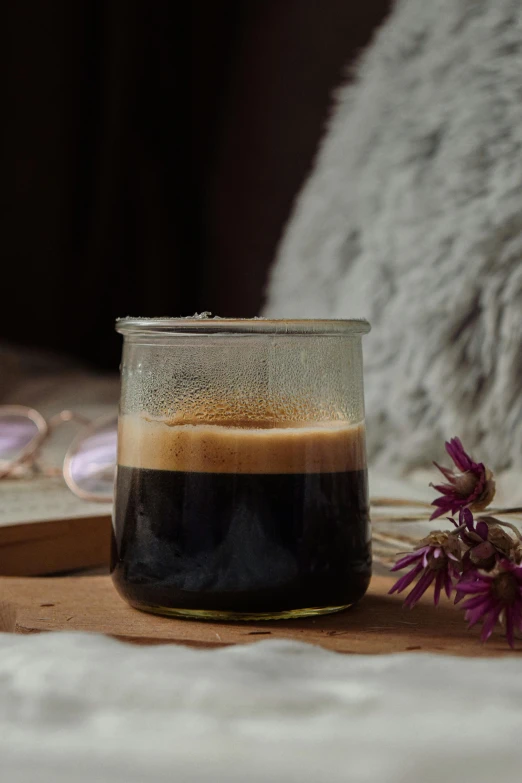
top-left (111, 415), bottom-right (371, 617)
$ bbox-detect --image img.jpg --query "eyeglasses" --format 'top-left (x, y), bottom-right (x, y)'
top-left (0, 405), bottom-right (117, 502)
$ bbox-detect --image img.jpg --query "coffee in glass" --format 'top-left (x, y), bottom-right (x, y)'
top-left (112, 317), bottom-right (371, 620)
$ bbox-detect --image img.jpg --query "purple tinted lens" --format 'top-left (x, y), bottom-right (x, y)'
top-left (68, 420), bottom-right (117, 500)
top-left (0, 414), bottom-right (40, 461)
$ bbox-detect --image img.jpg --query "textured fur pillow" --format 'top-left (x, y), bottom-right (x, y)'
top-left (264, 0), bottom-right (522, 472)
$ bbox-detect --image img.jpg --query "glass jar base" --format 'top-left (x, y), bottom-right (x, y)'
top-left (129, 600), bottom-right (354, 622)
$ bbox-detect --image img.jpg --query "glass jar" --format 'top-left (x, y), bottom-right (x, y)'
top-left (112, 317), bottom-right (372, 621)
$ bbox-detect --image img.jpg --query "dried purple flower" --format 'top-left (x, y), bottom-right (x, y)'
top-left (465, 519), bottom-right (520, 572)
top-left (389, 531), bottom-right (462, 608)
top-left (453, 508), bottom-right (498, 571)
top-left (486, 521), bottom-right (522, 562)
top-left (387, 438), bottom-right (522, 648)
top-left (430, 437), bottom-right (496, 520)
top-left (457, 561), bottom-right (522, 647)
top-left (450, 508), bottom-right (522, 572)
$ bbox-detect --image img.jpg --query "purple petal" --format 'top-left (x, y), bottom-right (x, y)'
top-left (461, 594), bottom-right (490, 612)
top-left (433, 571), bottom-right (444, 606)
top-left (444, 571), bottom-right (453, 599)
top-left (459, 508), bottom-right (474, 530)
top-left (480, 608), bottom-right (501, 643)
top-left (446, 437), bottom-right (473, 473)
top-left (455, 580), bottom-right (491, 594)
top-left (475, 461), bottom-right (487, 479)
top-left (432, 548), bottom-right (441, 559)
top-left (432, 483), bottom-right (457, 495)
top-left (445, 438), bottom-right (466, 471)
top-left (504, 607), bottom-right (515, 648)
top-left (454, 590), bottom-right (466, 605)
top-left (404, 569), bottom-right (435, 609)
top-left (476, 521), bottom-right (489, 541)
top-left (391, 550), bottom-right (424, 572)
top-left (466, 602), bottom-right (494, 628)
top-left (431, 495), bottom-right (456, 507)
top-left (389, 563), bottom-right (424, 595)
top-left (433, 462), bottom-right (456, 482)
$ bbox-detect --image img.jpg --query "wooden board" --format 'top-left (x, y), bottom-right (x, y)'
top-left (0, 515), bottom-right (111, 576)
top-left (0, 476), bottom-right (112, 576)
top-left (0, 574), bottom-right (518, 656)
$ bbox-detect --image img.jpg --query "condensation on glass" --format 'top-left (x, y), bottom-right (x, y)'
top-left (112, 317), bottom-right (372, 621)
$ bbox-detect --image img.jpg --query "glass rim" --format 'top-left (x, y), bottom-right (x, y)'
top-left (115, 316), bottom-right (371, 336)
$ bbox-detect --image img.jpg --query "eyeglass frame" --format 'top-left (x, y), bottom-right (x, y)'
top-left (0, 404), bottom-right (115, 502)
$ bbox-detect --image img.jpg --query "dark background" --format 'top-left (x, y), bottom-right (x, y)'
top-left (3, 0), bottom-right (390, 369)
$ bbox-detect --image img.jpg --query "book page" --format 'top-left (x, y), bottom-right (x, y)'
top-left (0, 476), bottom-right (112, 527)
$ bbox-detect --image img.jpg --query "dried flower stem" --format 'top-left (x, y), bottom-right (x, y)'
top-left (371, 507), bottom-right (522, 525)
top-left (371, 496), bottom-right (522, 517)
top-left (492, 519), bottom-right (522, 540)
top-left (372, 514), bottom-right (435, 523)
top-left (373, 531), bottom-right (418, 549)
top-left (370, 497), bottom-right (433, 508)
top-left (373, 553), bottom-right (396, 568)
top-left (489, 507), bottom-right (522, 515)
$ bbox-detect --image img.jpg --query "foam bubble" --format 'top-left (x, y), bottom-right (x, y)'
top-left (118, 414), bottom-right (367, 474)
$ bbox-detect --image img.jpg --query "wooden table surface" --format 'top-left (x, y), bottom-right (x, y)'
top-left (0, 574), bottom-right (517, 656)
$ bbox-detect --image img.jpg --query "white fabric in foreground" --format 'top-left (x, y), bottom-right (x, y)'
top-left (1, 632), bottom-right (522, 782)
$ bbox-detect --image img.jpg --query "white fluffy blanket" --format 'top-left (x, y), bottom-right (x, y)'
top-left (264, 0), bottom-right (522, 473)
top-left (2, 633), bottom-right (522, 783)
